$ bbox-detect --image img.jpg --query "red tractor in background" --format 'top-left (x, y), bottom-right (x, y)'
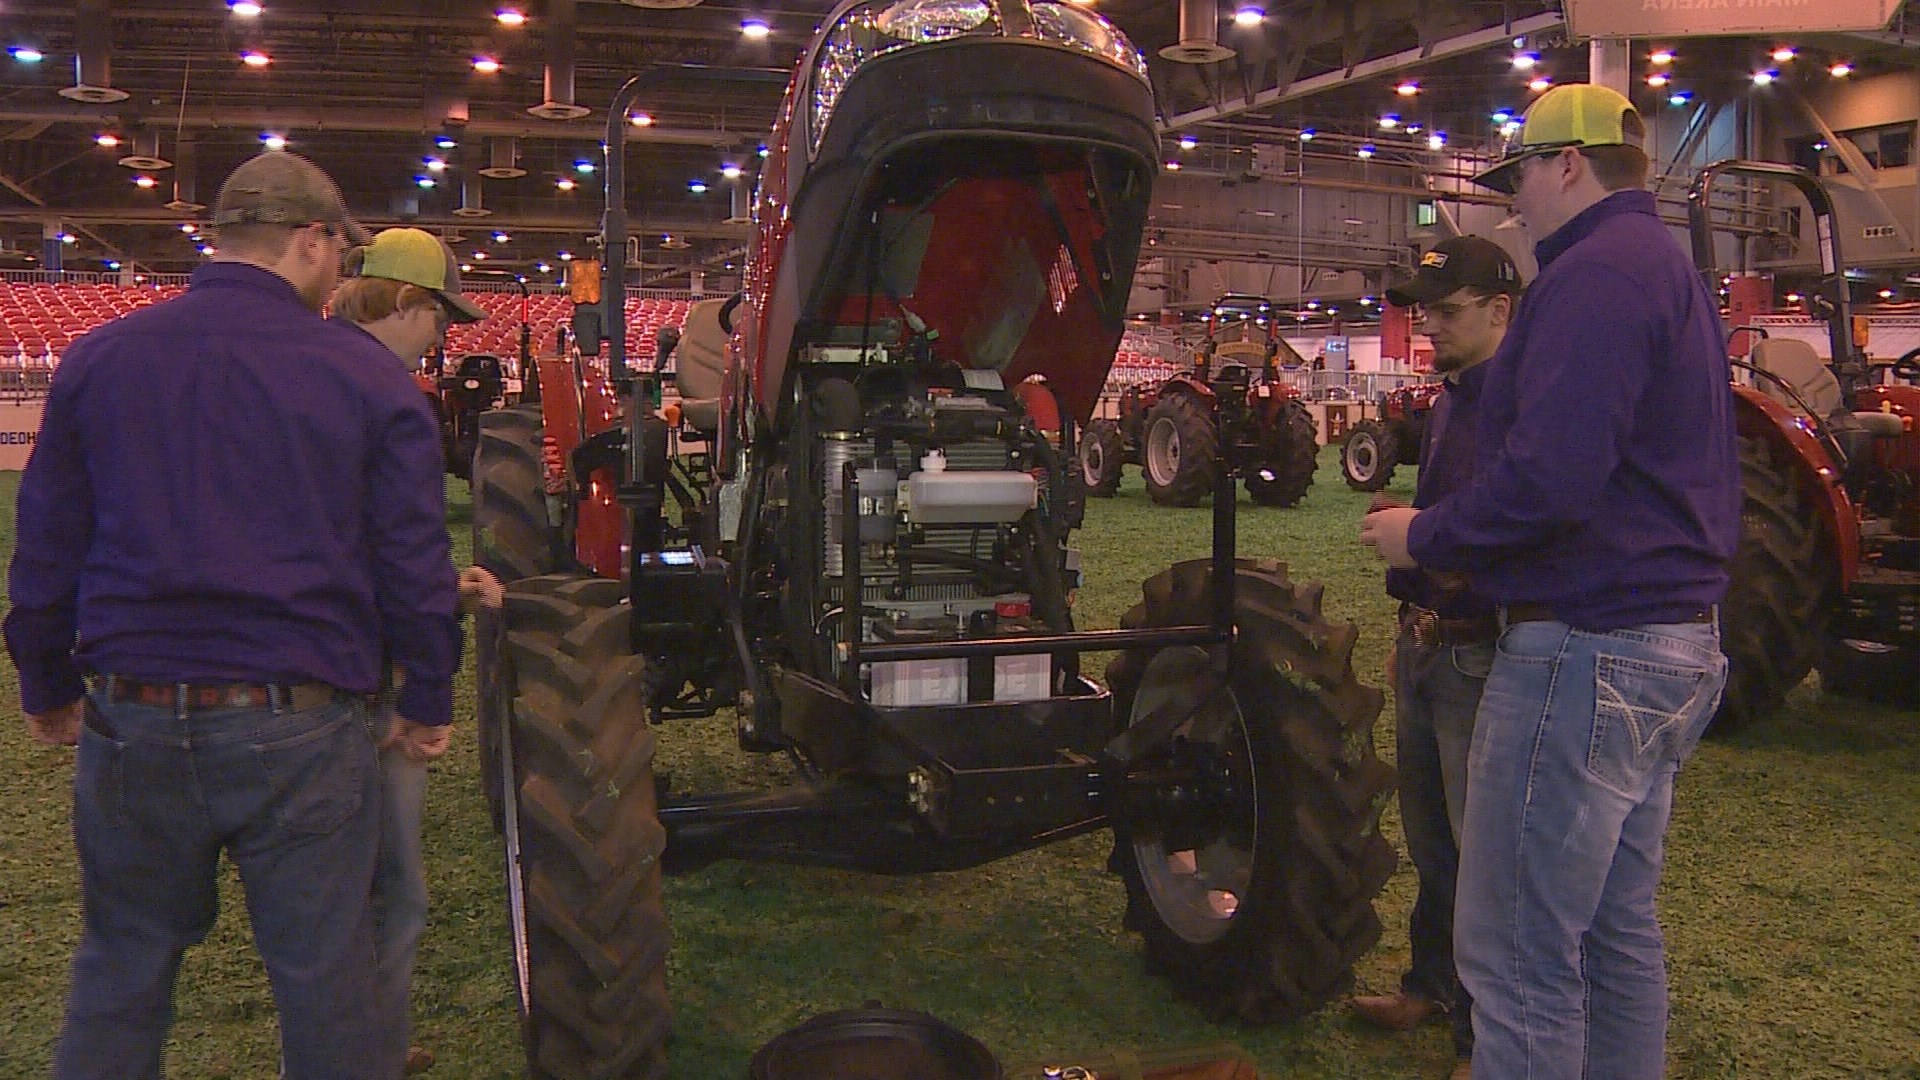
top-left (1690, 159), bottom-right (1920, 730)
top-left (468, 5), bottom-right (1393, 1078)
top-left (1079, 295), bottom-right (1320, 507)
top-left (1339, 380), bottom-right (1444, 492)
top-left (414, 272), bottom-right (532, 480)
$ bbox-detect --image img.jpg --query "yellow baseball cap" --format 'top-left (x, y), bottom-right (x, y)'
top-left (346, 227), bottom-right (488, 323)
top-left (1472, 83), bottom-right (1644, 195)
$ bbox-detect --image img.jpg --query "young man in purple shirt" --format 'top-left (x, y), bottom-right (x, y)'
top-left (1350, 236), bottom-right (1521, 1080)
top-left (5, 152), bottom-right (461, 1080)
top-left (1360, 85), bottom-right (1738, 1079)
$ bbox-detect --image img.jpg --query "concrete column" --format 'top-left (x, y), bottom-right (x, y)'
top-left (1589, 38), bottom-right (1632, 95)
top-left (42, 221), bottom-right (63, 273)
top-left (1379, 302), bottom-right (1414, 368)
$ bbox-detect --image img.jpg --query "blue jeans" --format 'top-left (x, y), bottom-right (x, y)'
top-left (1394, 622), bottom-right (1491, 1059)
top-left (1456, 619), bottom-right (1725, 1080)
top-left (373, 743), bottom-right (430, 1066)
top-left (55, 688), bottom-right (396, 1080)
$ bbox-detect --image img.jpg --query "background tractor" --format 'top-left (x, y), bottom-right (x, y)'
top-left (1338, 381), bottom-right (1443, 492)
top-left (469, 5), bottom-right (1394, 1078)
top-left (415, 272), bottom-right (532, 480)
top-left (1691, 159), bottom-right (1920, 730)
top-left (1080, 295), bottom-right (1320, 507)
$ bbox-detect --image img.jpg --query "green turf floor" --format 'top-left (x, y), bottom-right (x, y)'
top-left (1, 451), bottom-right (1915, 1079)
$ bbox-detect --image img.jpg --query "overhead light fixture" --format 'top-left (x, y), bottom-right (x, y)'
top-left (1829, 62), bottom-right (1853, 77)
top-left (1491, 109), bottom-right (1513, 123)
top-left (240, 50), bottom-right (271, 67)
top-left (1814, 140), bottom-right (1829, 150)
top-left (460, 263), bottom-right (472, 273)
top-left (435, 134), bottom-right (458, 149)
top-left (1406, 122), bottom-right (1423, 133)
top-left (229, 0), bottom-right (264, 15)
top-left (1784, 292), bottom-right (1802, 302)
top-left (1511, 52), bottom-right (1538, 70)
top-left (573, 159), bottom-right (596, 174)
top-left (1305, 300), bottom-right (1320, 309)
top-left (1500, 120), bottom-right (1522, 137)
top-left (689, 179), bottom-right (710, 192)
top-left (1528, 76), bottom-right (1552, 92)
top-left (181, 223), bottom-right (198, 233)
top-left (95, 133), bottom-right (121, 148)
top-left (472, 56), bottom-right (501, 73)
top-left (1233, 5), bottom-right (1265, 27)
top-left (1356, 144), bottom-right (1375, 159)
top-left (57, 232), bottom-right (76, 244)
top-left (1668, 91), bottom-right (1692, 106)
top-left (472, 251), bottom-right (488, 260)
top-left (555, 177), bottom-right (576, 191)
top-left (107, 260), bottom-right (121, 270)
top-left (1396, 81), bottom-right (1419, 96)
top-left (1649, 49), bottom-right (1674, 65)
top-left (495, 7), bottom-right (526, 26)
top-left (424, 156), bottom-right (447, 172)
top-left (1298, 128), bottom-right (1315, 141)
top-left (416, 175), bottom-right (436, 188)
top-left (1178, 134), bottom-right (1197, 149)
top-left (757, 144), bottom-right (770, 158)
top-left (1427, 132), bottom-right (1446, 150)
top-left (9, 46), bottom-right (45, 63)
top-left (630, 112), bottom-right (655, 127)
top-left (1359, 296), bottom-right (1375, 307)
top-left (1163, 161), bottom-right (1181, 171)
top-left (1771, 46), bottom-right (1797, 62)
top-left (721, 163), bottom-right (743, 180)
top-left (558, 251), bottom-right (573, 261)
top-left (535, 261), bottom-right (552, 272)
top-left (1646, 73), bottom-right (1670, 88)
top-left (260, 132), bottom-right (287, 150)
top-left (740, 18), bottom-right (771, 39)
top-left (1752, 69), bottom-right (1777, 86)
top-left (1378, 114), bottom-right (1400, 129)
top-left (133, 175), bottom-right (157, 188)
top-left (1879, 288), bottom-right (1896, 299)
top-left (492, 232), bottom-right (510, 243)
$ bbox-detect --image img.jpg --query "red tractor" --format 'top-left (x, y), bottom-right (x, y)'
top-left (1339, 380), bottom-right (1444, 492)
top-left (1690, 159), bottom-right (1920, 729)
top-left (1079, 295), bottom-right (1320, 506)
top-left (470, 6), bottom-right (1394, 1077)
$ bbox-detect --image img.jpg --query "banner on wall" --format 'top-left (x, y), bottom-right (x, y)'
top-left (1564, 0), bottom-right (1900, 38)
top-left (0, 401), bottom-right (43, 470)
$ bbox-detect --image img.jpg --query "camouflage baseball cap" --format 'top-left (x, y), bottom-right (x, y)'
top-left (211, 151), bottom-right (370, 244)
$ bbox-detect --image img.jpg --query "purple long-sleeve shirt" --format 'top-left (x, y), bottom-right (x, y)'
top-left (4, 263), bottom-right (461, 724)
top-left (1405, 190), bottom-right (1739, 630)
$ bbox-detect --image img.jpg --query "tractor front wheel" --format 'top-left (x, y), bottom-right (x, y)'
top-left (1106, 558), bottom-right (1396, 1022)
top-left (1244, 399), bottom-right (1318, 507)
top-left (1339, 421), bottom-right (1399, 492)
top-left (489, 573), bottom-right (670, 1080)
top-left (1080, 419), bottom-right (1126, 498)
top-left (1715, 435), bottom-right (1834, 734)
top-left (1142, 394), bottom-right (1217, 507)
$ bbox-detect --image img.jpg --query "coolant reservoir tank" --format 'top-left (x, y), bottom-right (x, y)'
top-left (907, 449), bottom-right (1037, 525)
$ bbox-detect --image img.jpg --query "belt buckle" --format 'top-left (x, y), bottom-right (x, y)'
top-left (1409, 608), bottom-right (1439, 649)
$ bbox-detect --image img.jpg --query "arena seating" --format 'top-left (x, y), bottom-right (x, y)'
top-left (0, 281), bottom-right (695, 370)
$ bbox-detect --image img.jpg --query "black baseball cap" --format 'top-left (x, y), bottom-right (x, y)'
top-left (1385, 236), bottom-right (1523, 307)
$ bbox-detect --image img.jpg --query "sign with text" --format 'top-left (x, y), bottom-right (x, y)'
top-left (0, 401), bottom-right (44, 471)
top-left (1565, 0), bottom-right (1900, 38)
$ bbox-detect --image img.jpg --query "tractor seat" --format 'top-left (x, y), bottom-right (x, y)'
top-left (673, 297), bottom-right (728, 432)
top-left (1750, 338), bottom-right (1903, 437)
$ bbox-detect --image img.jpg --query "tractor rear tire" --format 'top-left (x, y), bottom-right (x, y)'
top-left (1081, 419), bottom-right (1126, 498)
top-left (1106, 558), bottom-right (1396, 1023)
top-left (1244, 399), bottom-right (1318, 507)
top-left (493, 573), bottom-right (670, 1080)
top-left (1142, 394), bottom-right (1216, 507)
top-left (1339, 421), bottom-right (1399, 492)
top-left (1714, 435), bottom-right (1834, 735)
top-left (473, 404), bottom-right (560, 828)
top-left (1816, 637), bottom-right (1920, 707)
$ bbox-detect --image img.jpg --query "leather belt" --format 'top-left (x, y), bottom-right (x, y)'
top-left (1407, 606), bottom-right (1500, 647)
top-left (1501, 603), bottom-right (1716, 626)
top-left (103, 677), bottom-right (347, 713)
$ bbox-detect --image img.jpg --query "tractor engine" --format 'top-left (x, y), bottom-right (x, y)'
top-left (798, 364), bottom-right (1077, 709)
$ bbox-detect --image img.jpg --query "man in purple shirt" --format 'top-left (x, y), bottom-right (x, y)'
top-left (1361, 85), bottom-right (1737, 1079)
top-left (5, 152), bottom-right (460, 1079)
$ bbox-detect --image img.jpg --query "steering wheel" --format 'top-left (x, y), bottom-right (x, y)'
top-left (1891, 346), bottom-right (1920, 384)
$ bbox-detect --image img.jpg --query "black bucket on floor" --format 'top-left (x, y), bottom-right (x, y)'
top-left (748, 1006), bottom-right (1001, 1080)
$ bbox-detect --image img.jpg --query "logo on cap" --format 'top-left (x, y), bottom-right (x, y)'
top-left (1421, 251), bottom-right (1449, 269)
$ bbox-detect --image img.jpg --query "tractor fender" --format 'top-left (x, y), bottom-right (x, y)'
top-left (1157, 373), bottom-right (1217, 405)
top-left (531, 353), bottom-right (627, 580)
top-left (1733, 386), bottom-right (1859, 586)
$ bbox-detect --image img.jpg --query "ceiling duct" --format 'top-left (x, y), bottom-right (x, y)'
top-left (528, 0), bottom-right (592, 121)
top-left (62, 0), bottom-right (129, 104)
top-left (478, 137), bottom-right (526, 179)
top-left (164, 137), bottom-right (204, 213)
top-left (117, 129), bottom-right (172, 172)
top-left (453, 171), bottom-right (491, 218)
top-left (1160, 0), bottom-right (1235, 64)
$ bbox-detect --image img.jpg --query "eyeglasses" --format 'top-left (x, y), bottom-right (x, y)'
top-left (1414, 295), bottom-right (1496, 322)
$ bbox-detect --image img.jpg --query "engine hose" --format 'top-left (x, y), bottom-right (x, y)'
top-left (1015, 428), bottom-right (1079, 679)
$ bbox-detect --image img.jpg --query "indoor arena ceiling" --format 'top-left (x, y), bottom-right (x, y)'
top-left (0, 0), bottom-right (1914, 275)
